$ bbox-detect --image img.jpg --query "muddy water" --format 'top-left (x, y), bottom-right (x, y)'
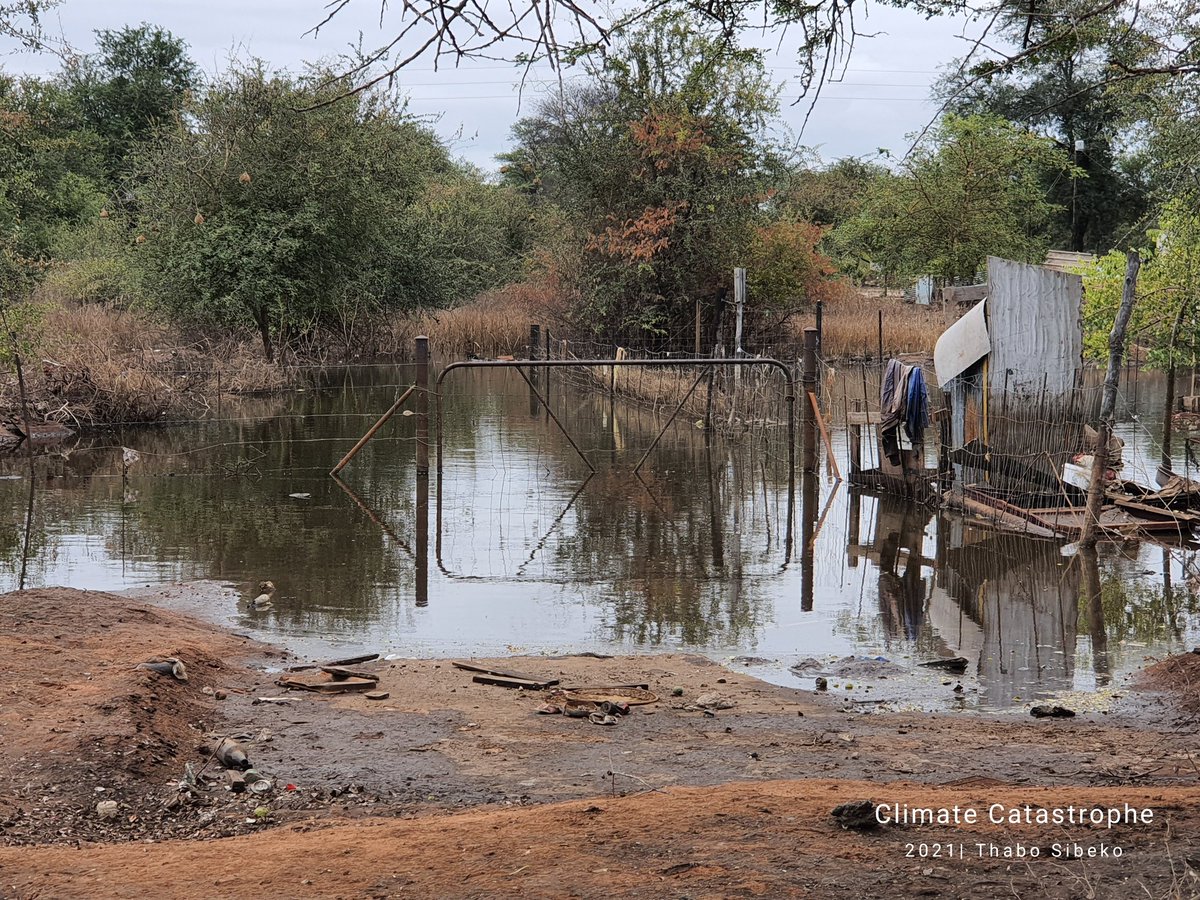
top-left (2, 364), bottom-right (1198, 710)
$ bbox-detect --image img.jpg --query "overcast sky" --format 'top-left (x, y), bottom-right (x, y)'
top-left (0, 1), bottom-right (988, 171)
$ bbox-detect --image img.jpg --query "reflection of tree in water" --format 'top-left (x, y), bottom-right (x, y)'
top-left (1090, 554), bottom-right (1199, 649)
top-left (0, 374), bottom-right (419, 629)
top-left (524, 386), bottom-right (793, 647)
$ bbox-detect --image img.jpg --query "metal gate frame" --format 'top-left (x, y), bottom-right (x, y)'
top-left (433, 357), bottom-right (797, 579)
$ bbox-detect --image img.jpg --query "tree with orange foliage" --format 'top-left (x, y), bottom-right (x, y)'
top-left (501, 13), bottom-right (831, 346)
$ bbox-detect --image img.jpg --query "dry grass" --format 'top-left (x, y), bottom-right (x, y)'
top-left (792, 288), bottom-right (948, 360)
top-left (379, 282), bottom-right (556, 359)
top-left (1, 301), bottom-right (283, 427)
top-left (380, 284), bottom-right (949, 363)
top-left (562, 353), bottom-right (787, 432)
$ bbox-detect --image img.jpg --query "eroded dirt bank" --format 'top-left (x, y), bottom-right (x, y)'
top-left (1, 587), bottom-right (1198, 899)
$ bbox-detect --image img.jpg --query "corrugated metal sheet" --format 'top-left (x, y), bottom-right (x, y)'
top-left (933, 299), bottom-right (989, 387)
top-left (985, 256), bottom-right (1083, 400)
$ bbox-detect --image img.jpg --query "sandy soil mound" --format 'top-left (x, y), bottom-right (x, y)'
top-left (0, 588), bottom-right (274, 843)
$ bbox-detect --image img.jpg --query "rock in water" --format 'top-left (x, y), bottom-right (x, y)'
top-left (918, 657), bottom-right (969, 674)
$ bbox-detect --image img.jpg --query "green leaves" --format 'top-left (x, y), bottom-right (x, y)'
top-left (130, 63), bottom-right (526, 359)
top-left (841, 114), bottom-right (1072, 283)
top-left (1082, 199), bottom-right (1200, 366)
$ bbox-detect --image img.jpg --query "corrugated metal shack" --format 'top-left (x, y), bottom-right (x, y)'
top-left (934, 255), bottom-right (1088, 503)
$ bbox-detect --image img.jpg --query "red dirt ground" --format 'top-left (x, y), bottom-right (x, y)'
top-left (2, 587), bottom-right (1199, 899)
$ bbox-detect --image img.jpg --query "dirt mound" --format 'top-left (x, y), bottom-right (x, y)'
top-left (1139, 651), bottom-right (1200, 714)
top-left (0, 588), bottom-right (271, 844)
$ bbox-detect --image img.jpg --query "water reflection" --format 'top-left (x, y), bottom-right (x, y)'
top-left (0, 365), bottom-right (1198, 706)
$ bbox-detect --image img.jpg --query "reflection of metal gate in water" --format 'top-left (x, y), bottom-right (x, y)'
top-left (432, 357), bottom-right (798, 584)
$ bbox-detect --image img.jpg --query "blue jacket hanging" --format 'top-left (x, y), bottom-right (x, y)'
top-left (904, 367), bottom-right (929, 445)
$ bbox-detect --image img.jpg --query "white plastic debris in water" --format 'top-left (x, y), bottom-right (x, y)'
top-left (288, 493), bottom-right (311, 499)
top-left (121, 447), bottom-right (140, 468)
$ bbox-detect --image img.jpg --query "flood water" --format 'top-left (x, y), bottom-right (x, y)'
top-left (3, 362), bottom-right (1199, 711)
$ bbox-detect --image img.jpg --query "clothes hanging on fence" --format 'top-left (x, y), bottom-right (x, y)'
top-left (905, 367), bottom-right (929, 446)
top-left (879, 359), bottom-right (930, 466)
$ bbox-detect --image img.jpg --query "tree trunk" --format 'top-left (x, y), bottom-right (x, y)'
top-left (253, 309), bottom-right (275, 363)
top-left (1081, 250), bottom-right (1140, 547)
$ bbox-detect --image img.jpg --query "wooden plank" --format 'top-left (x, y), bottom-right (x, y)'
top-left (452, 661), bottom-right (559, 685)
top-left (321, 666), bottom-right (380, 681)
top-left (962, 487), bottom-right (1069, 536)
top-left (561, 683), bottom-right (650, 692)
top-left (277, 675), bottom-right (378, 693)
top-left (949, 494), bottom-right (1060, 538)
top-left (1109, 496), bottom-right (1200, 523)
top-left (471, 673), bottom-right (557, 690)
top-left (287, 653), bottom-right (380, 673)
top-left (808, 391), bottom-right (841, 481)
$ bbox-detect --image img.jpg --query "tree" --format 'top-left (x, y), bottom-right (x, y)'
top-left (837, 115), bottom-right (1072, 284)
top-left (130, 62), bottom-right (516, 361)
top-left (500, 14), bottom-right (815, 341)
top-left (937, 0), bottom-right (1147, 252)
top-left (0, 74), bottom-right (107, 284)
top-left (64, 24), bottom-right (199, 179)
top-left (1082, 199), bottom-right (1200, 365)
top-left (0, 0), bottom-right (61, 51)
top-left (778, 155), bottom-right (889, 281)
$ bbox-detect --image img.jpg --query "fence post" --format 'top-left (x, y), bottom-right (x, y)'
top-left (415, 335), bottom-right (429, 475)
top-left (850, 399), bottom-right (862, 477)
top-left (877, 308), bottom-right (884, 375)
top-left (938, 402), bottom-right (953, 494)
top-left (815, 300), bottom-right (823, 359)
top-left (802, 327), bottom-right (818, 473)
top-left (695, 298), bottom-right (702, 356)
top-left (733, 268), bottom-right (746, 393)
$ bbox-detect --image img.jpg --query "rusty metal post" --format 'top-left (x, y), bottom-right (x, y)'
top-left (802, 328), bottom-right (818, 473)
top-left (415, 336), bottom-right (429, 475)
top-left (415, 334), bottom-right (430, 605)
top-left (528, 324), bottom-right (540, 415)
top-left (815, 300), bottom-right (823, 359)
top-left (800, 328), bottom-right (819, 611)
top-left (850, 399), bottom-right (862, 477)
top-left (543, 327), bottom-right (552, 420)
top-left (415, 469), bottom-right (429, 607)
